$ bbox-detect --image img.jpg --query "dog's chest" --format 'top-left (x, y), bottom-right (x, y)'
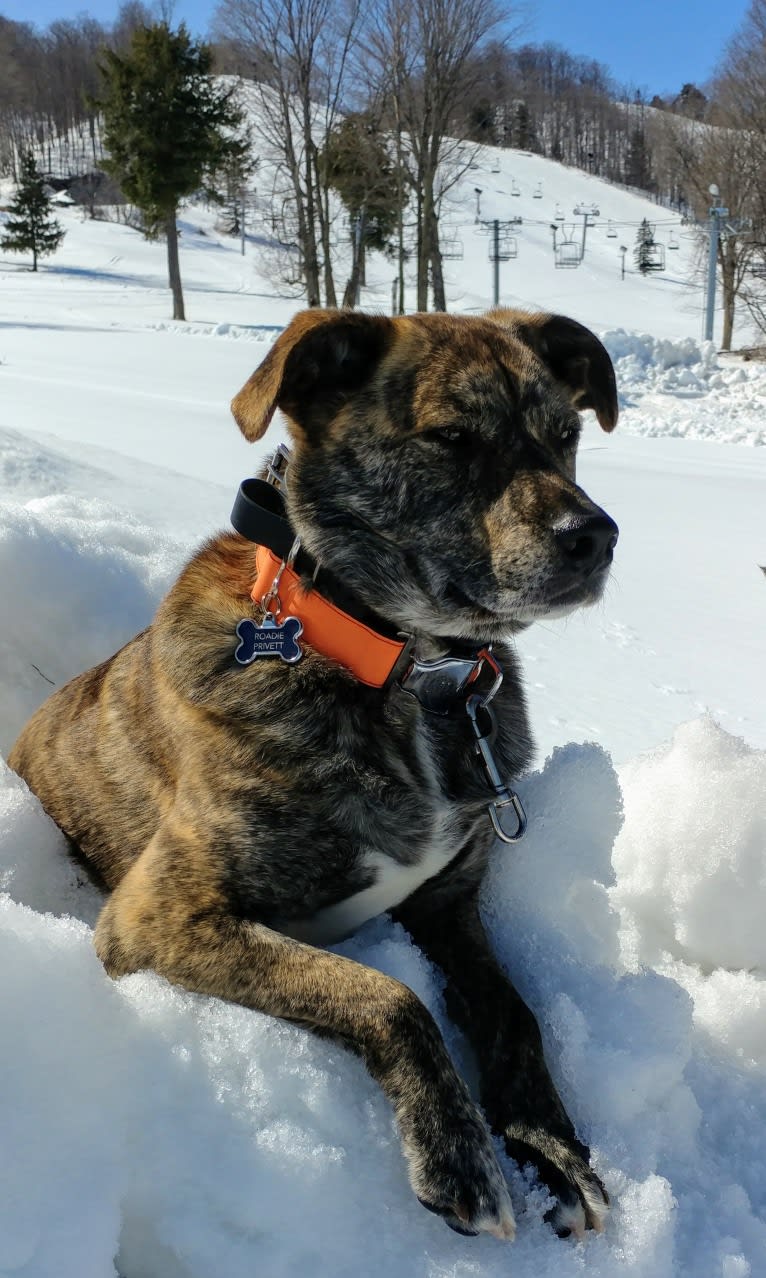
top-left (288, 805), bottom-right (466, 945)
top-left (283, 718), bottom-right (481, 945)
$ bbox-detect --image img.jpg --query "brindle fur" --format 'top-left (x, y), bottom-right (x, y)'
top-left (10, 306), bottom-right (619, 1243)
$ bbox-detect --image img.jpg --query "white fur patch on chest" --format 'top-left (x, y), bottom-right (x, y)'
top-left (287, 807), bottom-right (463, 946)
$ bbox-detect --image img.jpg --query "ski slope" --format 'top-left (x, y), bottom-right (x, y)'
top-left (1, 138), bottom-right (765, 1278)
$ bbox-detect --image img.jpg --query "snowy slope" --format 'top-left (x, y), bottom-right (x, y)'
top-left (1, 144), bottom-right (765, 1278)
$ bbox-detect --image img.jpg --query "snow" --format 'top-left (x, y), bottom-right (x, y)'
top-left (1, 134), bottom-right (765, 1278)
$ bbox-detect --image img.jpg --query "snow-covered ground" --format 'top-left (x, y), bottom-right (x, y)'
top-left (1, 144), bottom-right (765, 1278)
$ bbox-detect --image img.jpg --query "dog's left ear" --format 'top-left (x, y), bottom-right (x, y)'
top-left (488, 309), bottom-right (618, 432)
top-left (231, 309), bottom-right (393, 441)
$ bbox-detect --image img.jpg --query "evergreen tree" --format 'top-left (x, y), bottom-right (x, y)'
top-left (634, 218), bottom-right (656, 275)
top-left (320, 114), bottom-right (399, 309)
top-left (95, 22), bottom-right (249, 320)
top-left (1, 151), bottom-right (65, 272)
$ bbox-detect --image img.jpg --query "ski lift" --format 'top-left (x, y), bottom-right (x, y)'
top-left (510, 179), bottom-right (521, 197)
top-left (555, 226), bottom-right (581, 268)
top-left (607, 220), bottom-right (618, 238)
top-left (441, 235), bottom-right (465, 260)
top-left (491, 158), bottom-right (501, 174)
top-left (554, 203), bottom-right (565, 221)
top-left (489, 233), bottom-right (518, 261)
top-left (668, 231), bottom-right (679, 250)
top-left (533, 182), bottom-right (543, 199)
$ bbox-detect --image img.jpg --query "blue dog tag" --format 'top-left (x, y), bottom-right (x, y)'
top-left (234, 615), bottom-right (303, 666)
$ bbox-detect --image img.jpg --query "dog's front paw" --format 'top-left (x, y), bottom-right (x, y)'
top-left (506, 1127), bottom-right (609, 1239)
top-left (404, 1100), bottom-right (516, 1241)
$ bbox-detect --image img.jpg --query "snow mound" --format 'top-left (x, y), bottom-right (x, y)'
top-left (2, 724), bottom-right (765, 1277)
top-left (0, 492), bottom-right (180, 754)
top-left (602, 331), bottom-right (766, 446)
top-left (612, 718), bottom-right (766, 974)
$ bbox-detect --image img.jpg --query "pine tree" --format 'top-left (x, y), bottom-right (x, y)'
top-left (95, 22), bottom-right (249, 320)
top-left (320, 114), bottom-right (399, 309)
top-left (1, 151), bottom-right (65, 272)
top-left (634, 218), bottom-right (656, 275)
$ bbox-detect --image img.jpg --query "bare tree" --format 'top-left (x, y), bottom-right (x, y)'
top-left (368, 0), bottom-right (505, 311)
top-left (213, 0), bottom-right (362, 307)
top-left (652, 107), bottom-right (762, 349)
top-left (711, 0), bottom-right (766, 341)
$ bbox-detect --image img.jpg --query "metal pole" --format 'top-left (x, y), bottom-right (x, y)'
top-left (493, 218), bottom-right (499, 306)
top-left (704, 209), bottom-right (720, 342)
top-left (391, 277), bottom-right (397, 316)
top-left (581, 213), bottom-right (587, 259)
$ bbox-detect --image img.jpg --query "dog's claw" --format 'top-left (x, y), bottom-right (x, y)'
top-left (408, 1107), bottom-right (517, 1241)
top-left (508, 1130), bottom-right (609, 1240)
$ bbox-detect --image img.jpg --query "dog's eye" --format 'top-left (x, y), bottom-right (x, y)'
top-left (559, 424), bottom-right (580, 449)
top-left (424, 427), bottom-right (472, 447)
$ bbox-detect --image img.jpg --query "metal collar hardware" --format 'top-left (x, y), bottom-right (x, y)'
top-left (464, 649), bottom-right (527, 844)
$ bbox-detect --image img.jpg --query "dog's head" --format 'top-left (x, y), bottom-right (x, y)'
top-left (231, 308), bottom-right (619, 641)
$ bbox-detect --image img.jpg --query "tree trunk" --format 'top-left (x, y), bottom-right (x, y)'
top-left (165, 209), bottom-right (185, 321)
top-left (314, 145), bottom-right (337, 309)
top-left (395, 123), bottom-right (406, 315)
top-left (342, 225), bottom-right (363, 308)
top-left (415, 180), bottom-right (428, 311)
top-left (720, 240), bottom-right (736, 352)
top-left (428, 201), bottom-right (446, 311)
top-left (301, 108), bottom-right (322, 306)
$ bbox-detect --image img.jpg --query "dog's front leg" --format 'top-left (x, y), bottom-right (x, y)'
top-left (93, 825), bottom-right (515, 1241)
top-left (394, 890), bottom-right (609, 1239)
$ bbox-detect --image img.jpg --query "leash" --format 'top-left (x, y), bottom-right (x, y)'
top-left (230, 445), bottom-right (526, 844)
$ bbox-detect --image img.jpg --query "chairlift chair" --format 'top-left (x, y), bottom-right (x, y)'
top-left (441, 235), bottom-right (465, 260)
top-left (489, 234), bottom-right (517, 261)
top-left (607, 220), bottom-right (618, 238)
top-left (554, 203), bottom-right (565, 221)
top-left (511, 179), bottom-right (521, 196)
top-left (555, 227), bottom-right (581, 268)
top-left (533, 183), bottom-right (543, 199)
top-left (668, 232), bottom-right (679, 250)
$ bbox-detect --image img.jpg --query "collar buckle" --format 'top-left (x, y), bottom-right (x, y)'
top-left (265, 442), bottom-right (291, 492)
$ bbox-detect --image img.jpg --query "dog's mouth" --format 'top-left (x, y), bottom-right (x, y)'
top-left (313, 510), bottom-right (613, 634)
top-left (442, 566), bottom-right (609, 627)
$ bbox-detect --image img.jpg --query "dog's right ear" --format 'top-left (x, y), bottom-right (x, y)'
top-left (231, 309), bottom-right (393, 441)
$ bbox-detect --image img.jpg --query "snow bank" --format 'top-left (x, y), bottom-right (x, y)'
top-left (0, 490), bottom-right (180, 755)
top-left (2, 724), bottom-right (765, 1278)
top-left (612, 718), bottom-right (766, 974)
top-left (603, 331), bottom-right (766, 446)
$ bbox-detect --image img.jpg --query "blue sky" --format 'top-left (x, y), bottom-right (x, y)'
top-left (6, 0), bottom-right (753, 97)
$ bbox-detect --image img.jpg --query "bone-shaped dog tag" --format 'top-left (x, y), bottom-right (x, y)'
top-left (234, 615), bottom-right (303, 665)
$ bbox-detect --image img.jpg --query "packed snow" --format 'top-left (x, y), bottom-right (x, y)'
top-left (1, 133), bottom-right (765, 1278)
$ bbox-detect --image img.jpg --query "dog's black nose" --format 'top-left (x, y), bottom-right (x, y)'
top-left (554, 514), bottom-right (619, 575)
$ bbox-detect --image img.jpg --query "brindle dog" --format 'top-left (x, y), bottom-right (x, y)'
top-left (10, 306), bottom-right (619, 1244)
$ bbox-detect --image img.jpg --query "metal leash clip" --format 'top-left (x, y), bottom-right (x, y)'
top-left (464, 651), bottom-right (527, 844)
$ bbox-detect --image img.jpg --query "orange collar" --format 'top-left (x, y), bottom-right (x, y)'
top-left (251, 545), bottom-right (408, 687)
